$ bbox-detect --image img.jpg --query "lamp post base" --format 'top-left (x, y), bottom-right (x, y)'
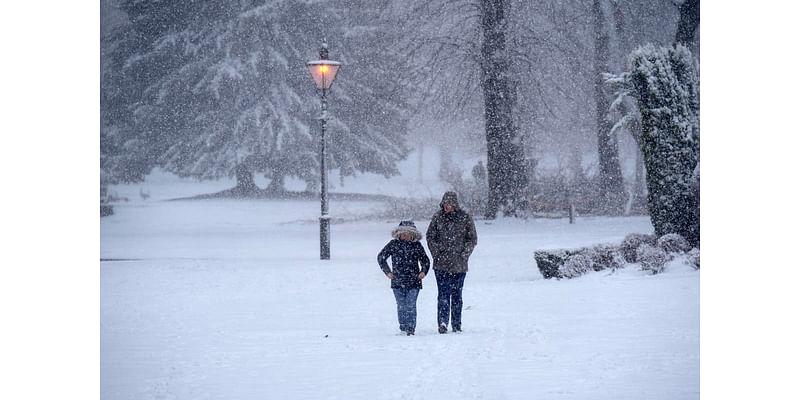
top-left (320, 217), bottom-right (330, 260)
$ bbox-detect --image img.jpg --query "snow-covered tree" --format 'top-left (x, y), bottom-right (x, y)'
top-left (592, 0), bottom-right (626, 214)
top-left (478, 0), bottom-right (530, 218)
top-left (394, 0), bottom-right (586, 218)
top-left (608, 44), bottom-right (699, 246)
top-left (101, 0), bottom-right (411, 193)
top-left (101, 0), bottom-right (207, 184)
top-left (675, 0), bottom-right (700, 47)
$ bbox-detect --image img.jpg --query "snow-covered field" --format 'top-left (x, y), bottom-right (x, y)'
top-left (101, 174), bottom-right (699, 400)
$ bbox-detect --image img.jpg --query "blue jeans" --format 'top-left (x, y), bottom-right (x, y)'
top-left (434, 270), bottom-right (467, 330)
top-left (392, 288), bottom-right (420, 332)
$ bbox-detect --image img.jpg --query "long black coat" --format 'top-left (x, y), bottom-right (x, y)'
top-left (426, 191), bottom-right (478, 273)
top-left (378, 239), bottom-right (430, 289)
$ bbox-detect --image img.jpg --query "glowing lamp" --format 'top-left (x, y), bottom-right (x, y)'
top-left (306, 60), bottom-right (341, 90)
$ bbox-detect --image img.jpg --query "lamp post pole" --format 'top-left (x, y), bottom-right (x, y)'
top-left (307, 42), bottom-right (340, 260)
top-left (319, 83), bottom-right (330, 260)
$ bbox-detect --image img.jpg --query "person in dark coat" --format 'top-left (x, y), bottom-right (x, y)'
top-left (377, 220), bottom-right (431, 336)
top-left (426, 191), bottom-right (478, 334)
top-left (471, 160), bottom-right (486, 183)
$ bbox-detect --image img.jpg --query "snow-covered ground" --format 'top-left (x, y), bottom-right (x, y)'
top-left (101, 173), bottom-right (699, 400)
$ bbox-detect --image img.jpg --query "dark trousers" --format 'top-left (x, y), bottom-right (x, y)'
top-left (392, 288), bottom-right (420, 332)
top-left (434, 270), bottom-right (467, 329)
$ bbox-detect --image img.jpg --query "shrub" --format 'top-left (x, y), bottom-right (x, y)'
top-left (559, 254), bottom-right (595, 279)
top-left (657, 233), bottom-right (691, 254)
top-left (688, 247), bottom-right (700, 270)
top-left (588, 244), bottom-right (624, 271)
top-left (637, 244), bottom-right (668, 274)
top-left (620, 233), bottom-right (657, 263)
top-left (534, 249), bottom-right (570, 279)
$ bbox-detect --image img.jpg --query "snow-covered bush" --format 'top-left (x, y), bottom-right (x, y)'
top-left (588, 244), bottom-right (624, 271)
top-left (534, 249), bottom-right (570, 279)
top-left (526, 172), bottom-right (608, 217)
top-left (637, 244), bottom-right (668, 274)
top-left (535, 232), bottom-right (696, 279)
top-left (688, 247), bottom-right (700, 270)
top-left (657, 233), bottom-right (691, 254)
top-left (536, 248), bottom-right (603, 279)
top-left (559, 254), bottom-right (595, 279)
top-left (620, 233), bottom-right (657, 263)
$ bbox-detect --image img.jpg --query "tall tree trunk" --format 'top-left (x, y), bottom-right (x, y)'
top-left (233, 163), bottom-right (259, 196)
top-left (417, 141), bottom-right (424, 183)
top-left (481, 0), bottom-right (527, 219)
top-left (629, 115), bottom-right (646, 212)
top-left (675, 0), bottom-right (700, 246)
top-left (675, 0), bottom-right (700, 46)
top-left (610, 0), bottom-right (629, 48)
top-left (438, 145), bottom-right (455, 185)
top-left (266, 174), bottom-right (285, 193)
top-left (593, 0), bottom-right (626, 214)
top-left (631, 136), bottom-right (646, 213)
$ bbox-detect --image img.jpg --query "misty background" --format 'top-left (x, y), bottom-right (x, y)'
top-left (100, 0), bottom-right (698, 219)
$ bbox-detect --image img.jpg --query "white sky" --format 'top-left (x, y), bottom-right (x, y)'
top-left (4, 2), bottom-right (800, 399)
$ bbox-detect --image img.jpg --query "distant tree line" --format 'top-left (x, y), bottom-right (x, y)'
top-left (102, 0), bottom-right (699, 246)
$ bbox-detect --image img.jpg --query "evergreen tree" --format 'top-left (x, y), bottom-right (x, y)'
top-left (614, 44), bottom-right (699, 246)
top-left (101, 0), bottom-right (217, 183)
top-left (101, 0), bottom-right (410, 192)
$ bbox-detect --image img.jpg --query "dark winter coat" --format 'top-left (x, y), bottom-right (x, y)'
top-left (377, 224), bottom-right (431, 289)
top-left (426, 191), bottom-right (478, 273)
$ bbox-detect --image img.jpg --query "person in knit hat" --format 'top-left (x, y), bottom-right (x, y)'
top-left (377, 220), bottom-right (431, 336)
top-left (426, 191), bottom-right (478, 334)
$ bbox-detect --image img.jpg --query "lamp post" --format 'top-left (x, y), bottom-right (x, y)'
top-left (307, 41), bottom-right (341, 260)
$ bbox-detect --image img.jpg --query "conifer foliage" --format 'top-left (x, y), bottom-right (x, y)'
top-left (101, 0), bottom-right (410, 192)
top-left (613, 44), bottom-right (700, 246)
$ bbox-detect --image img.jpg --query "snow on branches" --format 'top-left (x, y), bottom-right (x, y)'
top-left (605, 43), bottom-right (700, 247)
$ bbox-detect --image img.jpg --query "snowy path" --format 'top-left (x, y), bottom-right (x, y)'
top-left (101, 199), bottom-right (698, 400)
